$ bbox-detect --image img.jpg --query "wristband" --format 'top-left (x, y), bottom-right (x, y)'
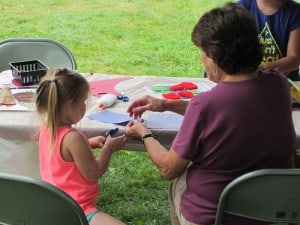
top-left (141, 133), bottom-right (156, 145)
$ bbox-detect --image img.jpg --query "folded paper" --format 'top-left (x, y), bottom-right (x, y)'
top-left (0, 86), bottom-right (16, 105)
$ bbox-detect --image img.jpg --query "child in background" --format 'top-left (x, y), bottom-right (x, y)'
top-left (35, 68), bottom-right (126, 225)
top-left (237, 0), bottom-right (300, 80)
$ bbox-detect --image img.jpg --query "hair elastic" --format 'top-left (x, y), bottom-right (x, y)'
top-left (50, 79), bottom-right (56, 84)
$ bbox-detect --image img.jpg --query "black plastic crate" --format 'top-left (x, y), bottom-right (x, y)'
top-left (9, 60), bottom-right (48, 85)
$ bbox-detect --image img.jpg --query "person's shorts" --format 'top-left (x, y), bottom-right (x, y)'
top-left (86, 210), bottom-right (98, 222)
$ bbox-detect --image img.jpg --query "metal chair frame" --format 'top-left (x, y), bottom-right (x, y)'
top-left (214, 169), bottom-right (300, 225)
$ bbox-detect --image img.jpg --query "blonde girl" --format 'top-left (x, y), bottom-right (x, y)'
top-left (36, 68), bottom-right (126, 225)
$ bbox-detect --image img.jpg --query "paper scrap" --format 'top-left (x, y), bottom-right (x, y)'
top-left (89, 77), bottom-right (132, 97)
top-left (145, 112), bottom-right (183, 130)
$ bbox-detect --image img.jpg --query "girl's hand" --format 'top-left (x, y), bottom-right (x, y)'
top-left (89, 136), bottom-right (106, 149)
top-left (103, 134), bottom-right (126, 153)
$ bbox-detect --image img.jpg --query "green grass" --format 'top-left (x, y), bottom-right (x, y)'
top-left (0, 0), bottom-right (227, 77)
top-left (99, 151), bottom-right (170, 225)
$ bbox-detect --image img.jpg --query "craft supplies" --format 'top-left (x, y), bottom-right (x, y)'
top-left (170, 82), bottom-right (198, 91)
top-left (106, 128), bottom-right (119, 138)
top-left (0, 86), bottom-right (16, 105)
top-left (143, 81), bottom-right (210, 100)
top-left (89, 77), bottom-right (133, 97)
top-left (97, 94), bottom-right (117, 110)
top-left (117, 92), bottom-right (129, 102)
top-left (87, 110), bottom-right (133, 124)
top-left (289, 79), bottom-right (300, 104)
top-left (104, 127), bottom-right (119, 143)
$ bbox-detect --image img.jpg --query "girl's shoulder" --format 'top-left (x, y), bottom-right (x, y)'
top-left (61, 128), bottom-right (89, 156)
top-left (63, 128), bottom-right (86, 142)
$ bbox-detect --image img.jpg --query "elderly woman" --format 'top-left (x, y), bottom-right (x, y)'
top-left (126, 3), bottom-right (296, 225)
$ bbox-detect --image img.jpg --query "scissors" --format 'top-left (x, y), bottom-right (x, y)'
top-left (117, 93), bottom-right (129, 102)
top-left (104, 128), bottom-right (119, 143)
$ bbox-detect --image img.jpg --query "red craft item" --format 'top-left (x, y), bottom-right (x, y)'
top-left (89, 77), bottom-right (132, 97)
top-left (178, 91), bottom-right (194, 98)
top-left (162, 92), bottom-right (181, 100)
top-left (170, 82), bottom-right (197, 91)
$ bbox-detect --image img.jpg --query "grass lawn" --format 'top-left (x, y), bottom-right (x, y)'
top-left (0, 0), bottom-right (229, 77)
top-left (99, 151), bottom-right (170, 225)
top-left (2, 1), bottom-right (298, 224)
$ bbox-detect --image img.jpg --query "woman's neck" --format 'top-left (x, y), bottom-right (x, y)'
top-left (257, 0), bottom-right (287, 15)
top-left (220, 71), bottom-right (259, 82)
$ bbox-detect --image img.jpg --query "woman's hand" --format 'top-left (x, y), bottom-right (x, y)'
top-left (126, 120), bottom-right (151, 139)
top-left (127, 95), bottom-right (165, 119)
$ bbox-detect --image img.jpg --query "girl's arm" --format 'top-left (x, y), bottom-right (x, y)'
top-left (61, 130), bottom-right (126, 182)
top-left (94, 134), bottom-right (126, 179)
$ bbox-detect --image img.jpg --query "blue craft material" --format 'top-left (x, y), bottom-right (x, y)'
top-left (87, 110), bottom-right (133, 124)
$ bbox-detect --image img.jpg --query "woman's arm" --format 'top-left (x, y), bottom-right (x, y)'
top-left (144, 138), bottom-right (189, 180)
top-left (127, 95), bottom-right (189, 118)
top-left (126, 120), bottom-right (189, 180)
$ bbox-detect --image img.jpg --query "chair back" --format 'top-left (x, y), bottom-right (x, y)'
top-left (214, 169), bottom-right (300, 225)
top-left (0, 172), bottom-right (89, 225)
top-left (0, 38), bottom-right (77, 72)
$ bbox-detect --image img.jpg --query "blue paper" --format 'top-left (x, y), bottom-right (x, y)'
top-left (87, 110), bottom-right (133, 124)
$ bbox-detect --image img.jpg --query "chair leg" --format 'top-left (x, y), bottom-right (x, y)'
top-left (294, 151), bottom-right (300, 168)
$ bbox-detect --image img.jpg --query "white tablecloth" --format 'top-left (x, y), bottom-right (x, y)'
top-left (1, 73), bottom-right (300, 177)
top-left (0, 73), bottom-right (215, 147)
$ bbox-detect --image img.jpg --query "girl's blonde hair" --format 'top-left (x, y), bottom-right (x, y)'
top-left (35, 68), bottom-right (89, 147)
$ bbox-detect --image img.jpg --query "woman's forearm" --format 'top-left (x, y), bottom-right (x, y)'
top-left (162, 99), bottom-right (188, 115)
